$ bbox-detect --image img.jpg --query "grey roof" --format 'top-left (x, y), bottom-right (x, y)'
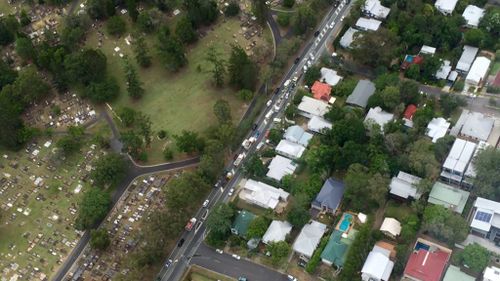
top-left (311, 178), bottom-right (345, 211)
top-left (451, 109), bottom-right (494, 141)
top-left (346, 80), bottom-right (376, 108)
top-left (456, 46), bottom-right (479, 73)
top-left (283, 125), bottom-right (313, 147)
top-left (340, 27), bottom-right (361, 49)
top-left (292, 220), bottom-right (327, 258)
top-left (389, 171), bottom-right (422, 199)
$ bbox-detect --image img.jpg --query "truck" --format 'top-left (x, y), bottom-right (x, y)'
top-left (233, 152), bottom-right (246, 167)
top-left (185, 217), bottom-right (197, 231)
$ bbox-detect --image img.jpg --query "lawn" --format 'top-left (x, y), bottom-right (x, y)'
top-left (183, 265), bottom-right (235, 281)
top-left (384, 200), bottom-right (415, 222)
top-left (86, 17), bottom-right (272, 163)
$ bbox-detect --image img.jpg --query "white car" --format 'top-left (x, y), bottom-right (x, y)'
top-left (228, 188), bottom-right (234, 196)
top-left (287, 275), bottom-right (298, 281)
top-left (232, 254), bottom-right (241, 260)
top-left (216, 249), bottom-right (223, 254)
top-left (266, 100), bottom-right (272, 107)
top-left (202, 199), bottom-right (209, 208)
top-left (340, 16), bottom-right (345, 21)
top-left (330, 22), bottom-right (335, 28)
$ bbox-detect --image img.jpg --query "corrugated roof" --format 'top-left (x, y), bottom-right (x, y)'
top-left (262, 220), bottom-right (293, 244)
top-left (466, 56), bottom-right (491, 85)
top-left (355, 17), bottom-right (382, 31)
top-left (443, 265), bottom-right (475, 281)
top-left (462, 5), bottom-right (485, 27)
top-left (456, 46), bottom-right (479, 73)
top-left (346, 80), bottom-right (376, 108)
top-left (320, 67), bottom-right (343, 86)
top-left (404, 249), bottom-right (450, 281)
top-left (283, 125), bottom-right (313, 147)
top-left (275, 139), bottom-right (306, 159)
top-left (428, 182), bottom-right (470, 214)
top-left (364, 107), bottom-right (394, 130)
top-left (266, 155), bottom-right (297, 181)
top-left (297, 96), bottom-right (330, 118)
top-left (426, 117), bottom-right (450, 143)
top-left (340, 27), bottom-right (360, 49)
top-left (320, 229), bottom-right (357, 266)
top-left (307, 116), bottom-right (332, 134)
top-left (311, 178), bottom-right (345, 211)
top-left (293, 221), bottom-right (327, 258)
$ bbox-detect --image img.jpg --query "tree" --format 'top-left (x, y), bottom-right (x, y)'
top-left (479, 7), bottom-right (500, 38)
top-left (332, 78), bottom-right (358, 97)
top-left (351, 29), bottom-right (399, 68)
top-left (0, 18), bottom-right (16, 46)
top-left (65, 49), bottom-right (107, 85)
top-left (474, 147), bottom-right (500, 200)
top-left (267, 241), bottom-right (291, 264)
top-left (206, 46), bottom-right (226, 87)
top-left (422, 204), bottom-right (468, 246)
top-left (244, 155), bottom-right (267, 177)
top-left (412, 106), bottom-right (434, 131)
top-left (408, 139), bottom-right (440, 179)
top-left (136, 113), bottom-right (153, 145)
top-left (120, 131), bottom-right (144, 158)
top-left (225, 1), bottom-right (240, 16)
top-left (184, 0), bottom-right (218, 27)
top-left (277, 13), bottom-right (291, 27)
top-left (12, 68), bottom-right (51, 104)
top-left (213, 99), bottom-right (232, 124)
top-left (268, 128), bottom-right (283, 145)
top-left (374, 73), bottom-right (400, 91)
top-left (20, 9), bottom-right (31, 26)
top-left (305, 144), bottom-right (338, 175)
top-left (326, 117), bottom-right (367, 146)
top-left (456, 243), bottom-right (491, 273)
top-left (399, 80), bottom-right (420, 105)
top-left (0, 60), bottom-right (17, 90)
top-left (344, 164), bottom-right (388, 211)
top-left (90, 228), bottom-right (111, 250)
top-left (405, 64), bottom-right (420, 80)
top-left (380, 86), bottom-right (401, 111)
top-left (464, 28), bottom-right (485, 47)
top-left (285, 104), bottom-right (297, 119)
top-left (75, 188), bottom-right (111, 230)
top-left (123, 58), bottom-right (145, 99)
top-left (174, 130), bottom-right (205, 153)
top-left (433, 135), bottom-right (455, 163)
top-left (291, 4), bottom-right (316, 35)
top-left (60, 14), bottom-right (90, 49)
top-left (304, 66), bottom-right (321, 86)
top-left (15, 37), bottom-right (36, 62)
top-left (228, 45), bottom-right (258, 90)
top-left (287, 194), bottom-right (310, 228)
top-left (84, 76), bottom-right (120, 103)
top-left (206, 203), bottom-right (235, 246)
top-left (107, 15), bottom-right (127, 37)
top-left (133, 34), bottom-right (152, 68)
top-left (247, 216), bottom-right (270, 239)
top-left (163, 147), bottom-right (174, 160)
top-left (175, 16), bottom-right (197, 44)
top-left (237, 89), bottom-right (253, 101)
top-left (57, 126), bottom-right (85, 154)
top-left (283, 0), bottom-right (295, 8)
top-left (118, 107), bottom-right (137, 127)
top-left (87, 0), bottom-right (115, 19)
top-left (0, 85), bottom-right (28, 150)
top-left (252, 0), bottom-right (268, 25)
top-left (90, 153), bottom-right (127, 188)
top-left (157, 31), bottom-right (187, 71)
top-left (126, 0), bottom-right (139, 21)
top-left (439, 94), bottom-right (466, 117)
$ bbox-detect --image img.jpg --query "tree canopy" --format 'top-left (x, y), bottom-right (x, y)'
top-left (422, 204), bottom-right (468, 246)
top-left (246, 216), bottom-right (270, 239)
top-left (455, 243), bottom-right (491, 273)
top-left (474, 147), bottom-right (500, 201)
top-left (206, 203), bottom-right (235, 246)
top-left (90, 228), bottom-right (111, 250)
top-left (90, 153), bottom-right (127, 188)
top-left (75, 188), bottom-right (111, 230)
top-left (228, 44), bottom-right (258, 90)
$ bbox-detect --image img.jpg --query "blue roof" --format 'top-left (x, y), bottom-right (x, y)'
top-left (312, 178), bottom-right (345, 211)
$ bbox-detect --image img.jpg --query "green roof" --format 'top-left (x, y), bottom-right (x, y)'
top-left (428, 182), bottom-right (470, 214)
top-left (442, 265), bottom-right (475, 281)
top-left (320, 229), bottom-right (358, 267)
top-left (231, 210), bottom-right (256, 237)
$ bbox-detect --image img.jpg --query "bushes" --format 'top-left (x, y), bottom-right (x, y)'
top-left (305, 236), bottom-right (329, 273)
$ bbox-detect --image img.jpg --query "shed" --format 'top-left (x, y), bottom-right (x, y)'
top-left (380, 218), bottom-right (401, 238)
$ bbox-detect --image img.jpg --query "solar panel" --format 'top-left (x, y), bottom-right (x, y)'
top-left (475, 211), bottom-right (492, 223)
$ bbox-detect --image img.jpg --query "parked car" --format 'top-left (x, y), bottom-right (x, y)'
top-left (314, 30), bottom-right (320, 37)
top-left (287, 275), bottom-right (298, 281)
top-left (165, 259), bottom-right (173, 268)
top-left (232, 254), bottom-right (241, 260)
top-left (177, 238), bottom-right (185, 247)
top-left (216, 249), bottom-right (223, 254)
top-left (228, 188), bottom-right (234, 196)
top-left (238, 277), bottom-right (248, 281)
top-left (202, 199), bottom-right (209, 208)
top-left (294, 57), bottom-right (300, 64)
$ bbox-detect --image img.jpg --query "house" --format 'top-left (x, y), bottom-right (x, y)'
top-left (283, 125), bottom-right (313, 147)
top-left (340, 27), bottom-right (361, 49)
top-left (440, 138), bottom-right (477, 185)
top-left (484, 266), bottom-right (500, 281)
top-left (320, 229), bottom-right (357, 267)
top-left (403, 104), bottom-right (417, 127)
top-left (426, 117), bottom-right (451, 143)
top-left (364, 107), bottom-right (394, 131)
top-left (428, 182), bottom-right (470, 214)
top-left (442, 265), bottom-right (475, 281)
top-left (262, 220), bottom-right (292, 245)
top-left (355, 17), bottom-right (382, 31)
top-left (311, 81), bottom-right (332, 102)
top-left (451, 109), bottom-right (494, 142)
top-left (380, 218), bottom-right (401, 239)
top-left (346, 80), bottom-right (376, 108)
top-left (292, 220), bottom-right (327, 259)
top-left (276, 139), bottom-right (306, 160)
top-left (420, 45), bottom-right (437, 56)
top-left (307, 116), bottom-right (332, 134)
top-left (403, 239), bottom-right (452, 281)
top-left (463, 141), bottom-right (489, 188)
top-left (435, 60), bottom-right (452, 80)
top-left (470, 197), bottom-right (500, 243)
top-left (311, 178), bottom-right (345, 215)
top-left (466, 56), bottom-right (491, 86)
top-left (239, 179), bottom-right (289, 210)
top-left (361, 244), bottom-right (394, 281)
top-left (389, 171), bottom-right (422, 200)
top-left (266, 155), bottom-right (297, 181)
top-left (231, 210), bottom-right (256, 237)
top-left (462, 5), bottom-right (485, 28)
top-left (297, 96), bottom-right (330, 118)
top-left (362, 0), bottom-right (391, 19)
top-left (435, 0), bottom-right (458, 15)
top-left (320, 67), bottom-right (343, 87)
top-left (456, 45), bottom-right (479, 73)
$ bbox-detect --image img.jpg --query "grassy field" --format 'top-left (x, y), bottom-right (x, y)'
top-left (85, 17), bottom-right (272, 163)
top-left (183, 265), bottom-right (235, 281)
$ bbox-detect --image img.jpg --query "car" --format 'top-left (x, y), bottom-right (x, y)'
top-left (228, 188), bottom-right (234, 196)
top-left (165, 259), bottom-right (173, 268)
top-left (202, 199), bottom-right (209, 208)
top-left (232, 254), bottom-right (241, 260)
top-left (330, 22), bottom-right (335, 28)
top-left (177, 238), bottom-right (185, 247)
top-left (238, 277), bottom-right (248, 281)
top-left (314, 30), bottom-right (320, 37)
top-left (252, 123), bottom-right (258, 130)
top-left (266, 100), bottom-right (272, 107)
top-left (340, 16), bottom-right (345, 21)
top-left (287, 275), bottom-right (298, 281)
top-left (216, 249), bottom-right (223, 254)
top-left (294, 57), bottom-right (300, 64)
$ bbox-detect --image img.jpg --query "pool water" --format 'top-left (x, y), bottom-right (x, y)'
top-left (339, 213), bottom-right (353, 232)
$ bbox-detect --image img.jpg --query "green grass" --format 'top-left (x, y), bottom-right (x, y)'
top-left (491, 62), bottom-right (500, 75)
top-left (384, 200), bottom-right (415, 222)
top-left (183, 265), bottom-right (235, 281)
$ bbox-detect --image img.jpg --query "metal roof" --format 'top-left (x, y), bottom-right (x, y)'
top-left (462, 5), bottom-right (485, 27)
top-left (266, 155), bottom-right (297, 181)
top-left (311, 178), bottom-right (345, 211)
top-left (428, 182), bottom-right (470, 214)
top-left (456, 45), bottom-right (479, 73)
top-left (346, 80), bottom-right (376, 108)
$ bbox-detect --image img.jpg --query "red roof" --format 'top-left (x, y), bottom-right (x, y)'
top-left (403, 249), bottom-right (450, 281)
top-left (311, 81), bottom-right (332, 101)
top-left (403, 104), bottom-right (417, 120)
top-left (493, 72), bottom-right (500, 87)
top-left (413, 55), bottom-right (424, 65)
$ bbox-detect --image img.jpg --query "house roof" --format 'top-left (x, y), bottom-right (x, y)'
top-left (456, 45), bottom-right (479, 73)
top-left (389, 171), bottom-right (422, 199)
top-left (240, 179), bottom-right (289, 210)
top-left (364, 107), bottom-right (394, 130)
top-left (442, 138), bottom-right (477, 175)
top-left (426, 117), bottom-right (451, 143)
top-left (284, 125), bottom-right (313, 147)
top-left (403, 104), bottom-right (417, 120)
top-left (435, 0), bottom-right (458, 14)
top-left (355, 17), bottom-right (382, 31)
top-left (340, 27), bottom-right (361, 49)
top-left (420, 45), bottom-right (437, 56)
top-left (459, 110), bottom-right (495, 141)
top-left (266, 155), bottom-right (297, 181)
top-left (361, 245), bottom-right (394, 281)
top-left (435, 60), bottom-right (452, 80)
top-left (428, 182), bottom-right (470, 214)
top-left (484, 266), bottom-right (500, 281)
top-left (346, 80), bottom-right (376, 108)
top-left (311, 178), bottom-right (345, 211)
top-left (462, 5), bottom-right (485, 27)
top-left (363, 0), bottom-right (391, 19)
top-left (311, 81), bottom-right (332, 101)
top-left (464, 141), bottom-right (489, 179)
top-left (232, 210), bottom-right (256, 237)
top-left (404, 249), bottom-right (450, 281)
top-left (307, 116), bottom-right (332, 134)
top-left (292, 220), bottom-right (327, 258)
top-left (297, 96), bottom-right (330, 117)
top-left (320, 67), bottom-right (343, 86)
top-left (471, 197), bottom-right (500, 232)
top-left (466, 56), bottom-right (491, 85)
top-left (320, 229), bottom-right (358, 266)
top-left (276, 139), bottom-right (306, 160)
top-left (443, 265), bottom-right (475, 281)
top-left (380, 218), bottom-right (402, 236)
top-left (262, 220), bottom-right (293, 244)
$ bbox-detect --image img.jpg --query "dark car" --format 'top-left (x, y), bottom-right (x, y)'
top-left (314, 30), bottom-right (320, 37)
top-left (252, 123), bottom-right (258, 131)
top-left (177, 238), bottom-right (185, 247)
top-left (294, 57), bottom-right (300, 64)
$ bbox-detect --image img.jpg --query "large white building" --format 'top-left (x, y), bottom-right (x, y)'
top-left (462, 5), bottom-right (485, 28)
top-left (283, 125), bottom-right (313, 147)
top-left (389, 171), bottom-right (422, 200)
top-left (426, 117), bottom-right (451, 143)
top-left (239, 179), bottom-right (289, 210)
top-left (355, 17), bottom-right (382, 31)
top-left (340, 27), bottom-right (360, 49)
top-left (362, 0), bottom-right (391, 19)
top-left (320, 67), bottom-right (343, 86)
top-left (307, 116), bottom-right (332, 134)
top-left (466, 56), bottom-right (491, 86)
top-left (451, 109), bottom-right (495, 142)
top-left (262, 220), bottom-right (293, 245)
top-left (470, 197), bottom-right (500, 244)
top-left (266, 155), bottom-right (297, 181)
top-left (440, 138), bottom-right (477, 185)
top-left (364, 107), bottom-right (394, 132)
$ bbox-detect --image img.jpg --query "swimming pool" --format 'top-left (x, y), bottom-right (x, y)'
top-left (339, 213), bottom-right (353, 232)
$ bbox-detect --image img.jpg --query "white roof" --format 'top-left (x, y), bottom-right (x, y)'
top-left (435, 0), bottom-right (458, 14)
top-left (297, 96), bottom-right (330, 118)
top-left (361, 245), bottom-right (394, 281)
top-left (448, 70), bottom-right (458, 81)
top-left (435, 60), bottom-right (452, 80)
top-left (456, 45), bottom-right (479, 73)
top-left (466, 56), bottom-right (491, 85)
top-left (462, 5), bottom-right (485, 27)
top-left (240, 179), bottom-right (289, 209)
top-left (420, 45), bottom-right (437, 56)
top-left (355, 17), bottom-right (382, 31)
top-left (266, 155), bottom-right (297, 181)
top-left (442, 138), bottom-right (476, 175)
top-left (389, 171), bottom-right (422, 199)
top-left (471, 197), bottom-right (500, 232)
top-left (363, 0), bottom-right (391, 19)
top-left (380, 217), bottom-right (402, 236)
top-left (275, 139), bottom-right (306, 160)
top-left (307, 116), bottom-right (332, 134)
top-left (283, 125), bottom-right (313, 147)
top-left (464, 141), bottom-right (489, 179)
top-left (292, 221), bottom-right (327, 258)
top-left (364, 107), bottom-right (394, 131)
top-left (426, 117), bottom-right (451, 143)
top-left (484, 266), bottom-right (500, 281)
top-left (340, 27), bottom-right (360, 49)
top-left (457, 109), bottom-right (495, 141)
top-left (262, 220), bottom-right (293, 244)
top-left (320, 67), bottom-right (343, 86)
